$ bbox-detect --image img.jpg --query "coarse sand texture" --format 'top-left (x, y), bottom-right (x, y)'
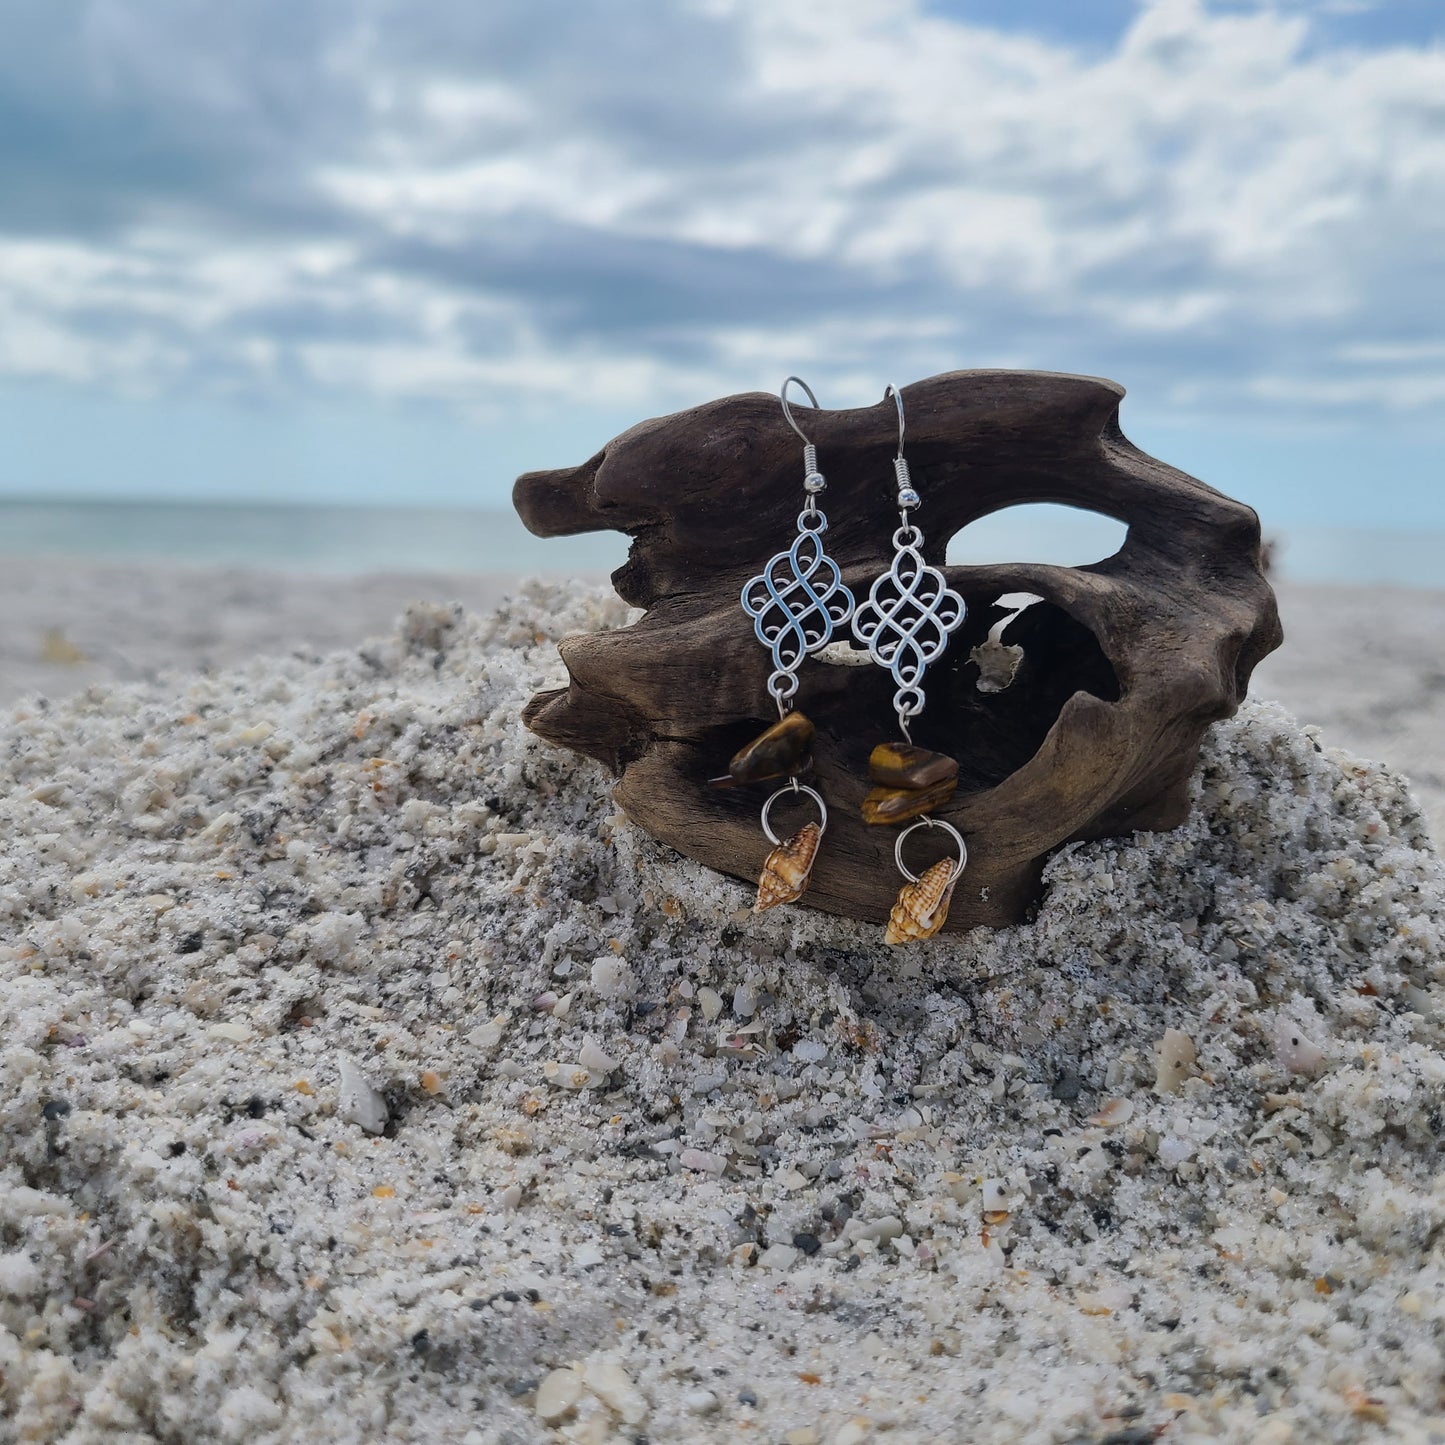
top-left (1, 584), bottom-right (1442, 1444)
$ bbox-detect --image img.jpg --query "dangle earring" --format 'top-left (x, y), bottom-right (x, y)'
top-left (850, 384), bottom-right (969, 942)
top-left (709, 377), bottom-right (855, 912)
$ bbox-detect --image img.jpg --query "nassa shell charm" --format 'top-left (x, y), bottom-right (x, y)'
top-left (754, 822), bottom-right (822, 913)
top-left (886, 816), bottom-right (967, 944)
top-left (884, 857), bottom-right (959, 944)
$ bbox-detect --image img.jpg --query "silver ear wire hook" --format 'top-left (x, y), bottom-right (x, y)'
top-left (781, 377), bottom-right (827, 510)
top-left (885, 382), bottom-right (905, 457)
top-left (884, 384), bottom-right (920, 514)
top-left (781, 376), bottom-right (827, 505)
top-left (780, 376), bottom-right (820, 444)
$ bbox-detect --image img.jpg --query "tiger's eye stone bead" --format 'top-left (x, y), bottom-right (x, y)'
top-left (861, 775), bottom-right (958, 825)
top-left (708, 711), bottom-right (815, 789)
top-left (867, 743), bottom-right (958, 790)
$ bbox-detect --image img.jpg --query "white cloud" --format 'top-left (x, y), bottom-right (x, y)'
top-left (1340, 341), bottom-right (1445, 363)
top-left (0, 0), bottom-right (1440, 421)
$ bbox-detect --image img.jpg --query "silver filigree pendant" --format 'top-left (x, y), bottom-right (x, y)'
top-left (741, 509), bottom-right (855, 704)
top-left (851, 523), bottom-right (965, 724)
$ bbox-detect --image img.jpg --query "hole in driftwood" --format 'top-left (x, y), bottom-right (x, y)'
top-left (688, 584), bottom-right (1118, 807)
top-left (909, 590), bottom-right (1119, 794)
top-left (946, 504), bottom-right (1128, 569)
top-left (911, 587), bottom-right (1117, 797)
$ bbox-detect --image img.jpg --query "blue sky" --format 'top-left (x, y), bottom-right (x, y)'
top-left (0, 0), bottom-right (1442, 529)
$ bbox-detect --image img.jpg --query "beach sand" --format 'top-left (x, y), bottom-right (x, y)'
top-left (1, 567), bottom-right (1442, 1443)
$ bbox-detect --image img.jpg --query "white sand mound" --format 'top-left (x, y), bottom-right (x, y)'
top-left (1, 584), bottom-right (1442, 1445)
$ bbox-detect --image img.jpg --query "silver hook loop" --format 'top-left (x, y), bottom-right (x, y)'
top-left (780, 376), bottom-right (820, 444)
top-left (884, 383), bottom-right (905, 458)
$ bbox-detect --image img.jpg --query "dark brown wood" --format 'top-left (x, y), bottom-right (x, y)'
top-left (513, 369), bottom-right (1282, 931)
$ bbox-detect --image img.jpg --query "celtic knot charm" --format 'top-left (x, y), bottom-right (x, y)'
top-left (851, 523), bottom-right (965, 725)
top-left (741, 510), bottom-right (855, 704)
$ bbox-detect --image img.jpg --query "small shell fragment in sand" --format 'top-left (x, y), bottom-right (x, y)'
top-left (856, 1215), bottom-right (903, 1243)
top-left (583, 1358), bottom-right (648, 1424)
top-left (679, 1147), bottom-right (726, 1174)
top-left (492, 1126), bottom-right (530, 1155)
top-left (981, 1174), bottom-right (1029, 1222)
top-left (1153, 1028), bottom-right (1198, 1094)
top-left (542, 1060), bottom-right (604, 1090)
top-left (1262, 1092), bottom-right (1301, 1113)
top-left (535, 1367), bottom-right (583, 1423)
top-left (467, 1017), bottom-right (506, 1051)
top-left (578, 1038), bottom-right (617, 1073)
top-left (758, 1242), bottom-right (798, 1270)
top-left (1088, 1097), bottom-right (1134, 1128)
top-left (590, 955), bottom-right (635, 1001)
top-left (1271, 1018), bottom-right (1326, 1074)
top-left (336, 1055), bottom-right (388, 1135)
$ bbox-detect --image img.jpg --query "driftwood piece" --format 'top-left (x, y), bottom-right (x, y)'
top-left (513, 370), bottom-right (1282, 931)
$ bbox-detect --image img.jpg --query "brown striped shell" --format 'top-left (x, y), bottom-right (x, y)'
top-left (884, 858), bottom-right (959, 944)
top-left (753, 822), bottom-right (822, 913)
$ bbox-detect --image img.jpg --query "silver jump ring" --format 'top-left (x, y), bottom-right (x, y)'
top-left (895, 686), bottom-right (926, 718)
top-left (767, 669), bottom-right (799, 701)
top-left (780, 376), bottom-right (821, 443)
top-left (894, 816), bottom-right (967, 884)
top-left (761, 784), bottom-right (828, 846)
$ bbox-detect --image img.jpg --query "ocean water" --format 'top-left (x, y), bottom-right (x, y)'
top-left (0, 500), bottom-right (624, 576)
top-left (0, 498), bottom-right (1439, 587)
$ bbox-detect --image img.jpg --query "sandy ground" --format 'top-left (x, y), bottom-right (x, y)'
top-left (0, 561), bottom-right (536, 707)
top-left (0, 560), bottom-right (1440, 843)
top-left (1, 580), bottom-right (1442, 1445)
